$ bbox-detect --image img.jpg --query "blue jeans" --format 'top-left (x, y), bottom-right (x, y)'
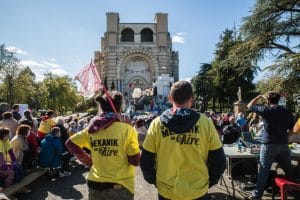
top-left (253, 144), bottom-right (292, 198)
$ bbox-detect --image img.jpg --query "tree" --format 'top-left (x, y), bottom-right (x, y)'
top-left (191, 63), bottom-right (213, 111)
top-left (111, 79), bottom-right (116, 90)
top-left (256, 73), bottom-right (297, 110)
top-left (40, 73), bottom-right (81, 114)
top-left (256, 73), bottom-right (284, 94)
top-left (232, 0), bottom-right (299, 99)
top-left (13, 67), bottom-right (37, 106)
top-left (208, 29), bottom-right (256, 111)
top-left (0, 44), bottom-right (20, 105)
top-left (240, 0), bottom-right (299, 57)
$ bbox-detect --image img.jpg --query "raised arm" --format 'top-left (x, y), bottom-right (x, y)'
top-left (247, 95), bottom-right (266, 109)
top-left (65, 139), bottom-right (92, 168)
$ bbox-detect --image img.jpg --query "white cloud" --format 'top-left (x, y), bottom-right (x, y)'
top-left (172, 32), bottom-right (186, 44)
top-left (5, 46), bottom-right (28, 55)
top-left (50, 68), bottom-right (68, 76)
top-left (183, 77), bottom-right (192, 82)
top-left (50, 58), bottom-right (56, 61)
top-left (19, 59), bottom-right (67, 81)
top-left (19, 60), bottom-right (44, 67)
top-left (42, 61), bottom-right (60, 68)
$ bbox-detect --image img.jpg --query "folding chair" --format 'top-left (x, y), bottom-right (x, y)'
top-left (272, 177), bottom-right (300, 200)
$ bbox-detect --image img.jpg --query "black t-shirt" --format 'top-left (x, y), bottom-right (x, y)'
top-left (12, 111), bottom-right (22, 121)
top-left (222, 124), bottom-right (241, 144)
top-left (251, 105), bottom-right (294, 144)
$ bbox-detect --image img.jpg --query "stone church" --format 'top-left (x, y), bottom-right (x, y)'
top-left (94, 12), bottom-right (179, 95)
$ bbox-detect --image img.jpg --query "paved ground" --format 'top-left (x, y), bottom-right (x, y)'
top-left (14, 163), bottom-right (295, 200)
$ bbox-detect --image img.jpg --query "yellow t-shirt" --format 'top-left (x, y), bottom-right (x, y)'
top-left (297, 118), bottom-right (300, 126)
top-left (0, 140), bottom-right (11, 163)
top-left (143, 114), bottom-right (222, 200)
top-left (70, 122), bottom-right (140, 193)
top-left (38, 118), bottom-right (56, 134)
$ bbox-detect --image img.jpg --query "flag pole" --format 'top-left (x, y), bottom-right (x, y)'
top-left (90, 60), bottom-right (120, 117)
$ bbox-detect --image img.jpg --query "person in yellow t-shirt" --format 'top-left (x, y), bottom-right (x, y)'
top-left (0, 127), bottom-right (16, 188)
top-left (37, 110), bottom-right (56, 140)
top-left (141, 81), bottom-right (226, 200)
top-left (66, 91), bottom-right (140, 200)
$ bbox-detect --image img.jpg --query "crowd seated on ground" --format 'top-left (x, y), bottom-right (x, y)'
top-left (0, 107), bottom-right (92, 195)
top-left (0, 112), bottom-right (19, 139)
top-left (38, 127), bottom-right (70, 177)
top-left (10, 125), bottom-right (30, 168)
top-left (0, 127), bottom-right (15, 189)
top-left (37, 110), bottom-right (56, 140)
top-left (0, 99), bottom-right (299, 199)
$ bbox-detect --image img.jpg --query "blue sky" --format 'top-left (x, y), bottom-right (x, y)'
top-left (1, 0), bottom-right (256, 82)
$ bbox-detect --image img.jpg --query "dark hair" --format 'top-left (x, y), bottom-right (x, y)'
top-left (66, 116), bottom-right (73, 123)
top-left (16, 125), bottom-right (31, 136)
top-left (12, 104), bottom-right (19, 110)
top-left (24, 110), bottom-right (31, 118)
top-left (267, 91), bottom-right (281, 105)
top-left (2, 111), bottom-right (13, 119)
top-left (95, 91), bottom-right (123, 113)
top-left (0, 127), bottom-right (10, 140)
top-left (46, 110), bottom-right (55, 117)
top-left (51, 127), bottom-right (61, 136)
top-left (20, 119), bottom-right (34, 128)
top-left (135, 119), bottom-right (145, 128)
top-left (169, 81), bottom-right (193, 105)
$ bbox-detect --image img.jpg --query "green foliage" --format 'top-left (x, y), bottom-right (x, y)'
top-left (74, 96), bottom-right (96, 112)
top-left (241, 0), bottom-right (299, 56)
top-left (191, 63), bottom-right (213, 111)
top-left (255, 73), bottom-right (284, 94)
top-left (232, 0), bottom-right (300, 110)
top-left (0, 43), bottom-right (85, 113)
top-left (0, 44), bottom-right (20, 105)
top-left (206, 29), bottom-right (256, 111)
top-left (87, 107), bottom-right (97, 115)
top-left (40, 73), bottom-right (81, 114)
top-left (13, 67), bottom-right (37, 105)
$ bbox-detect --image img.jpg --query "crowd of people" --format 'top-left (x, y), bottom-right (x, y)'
top-left (0, 104), bottom-right (92, 195)
top-left (0, 81), bottom-right (300, 200)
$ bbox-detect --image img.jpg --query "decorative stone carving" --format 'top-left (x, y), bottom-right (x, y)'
top-left (94, 13), bottom-right (179, 93)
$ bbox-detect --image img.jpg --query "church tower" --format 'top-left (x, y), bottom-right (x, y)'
top-left (94, 12), bottom-right (179, 94)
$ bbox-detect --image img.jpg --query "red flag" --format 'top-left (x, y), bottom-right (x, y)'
top-left (75, 61), bottom-right (119, 115)
top-left (75, 62), bottom-right (101, 97)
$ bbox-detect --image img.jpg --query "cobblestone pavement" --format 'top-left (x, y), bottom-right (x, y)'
top-left (15, 163), bottom-right (287, 200)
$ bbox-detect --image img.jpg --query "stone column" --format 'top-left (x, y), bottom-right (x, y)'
top-left (233, 101), bottom-right (247, 116)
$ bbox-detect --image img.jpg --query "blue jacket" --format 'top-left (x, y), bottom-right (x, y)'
top-left (38, 134), bottom-right (62, 168)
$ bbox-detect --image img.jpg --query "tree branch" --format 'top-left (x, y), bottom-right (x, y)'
top-left (274, 31), bottom-right (300, 36)
top-left (275, 1), bottom-right (300, 13)
top-left (270, 42), bottom-right (296, 54)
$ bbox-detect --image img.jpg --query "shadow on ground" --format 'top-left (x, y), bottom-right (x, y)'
top-left (15, 164), bottom-right (88, 200)
top-left (208, 192), bottom-right (234, 200)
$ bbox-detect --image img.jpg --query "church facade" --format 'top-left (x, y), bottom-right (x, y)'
top-left (94, 12), bottom-right (179, 95)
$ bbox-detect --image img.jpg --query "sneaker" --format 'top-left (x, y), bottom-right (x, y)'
top-left (63, 171), bottom-right (71, 176)
top-left (247, 194), bottom-right (261, 200)
top-left (59, 172), bottom-right (66, 177)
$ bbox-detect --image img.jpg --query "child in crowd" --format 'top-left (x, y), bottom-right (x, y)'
top-left (0, 128), bottom-right (15, 188)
